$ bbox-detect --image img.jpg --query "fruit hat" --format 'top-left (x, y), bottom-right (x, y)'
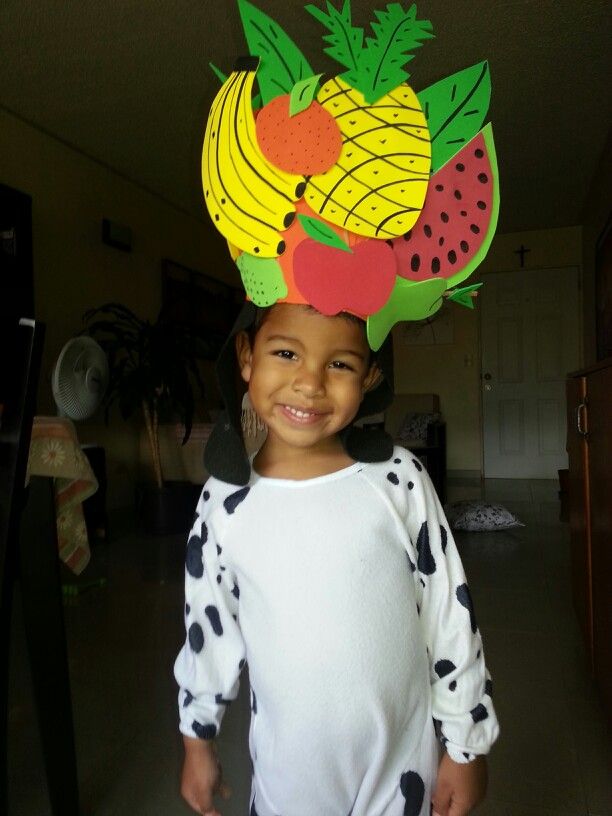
top-left (203, 0), bottom-right (500, 352)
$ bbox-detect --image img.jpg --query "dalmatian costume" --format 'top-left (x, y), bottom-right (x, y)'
top-left (174, 448), bottom-right (499, 816)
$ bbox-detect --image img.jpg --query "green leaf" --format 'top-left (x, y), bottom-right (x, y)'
top-left (447, 282), bottom-right (483, 309)
top-left (417, 61), bottom-right (491, 173)
top-left (359, 3), bottom-right (434, 104)
top-left (237, 0), bottom-right (313, 105)
top-left (306, 0), bottom-right (364, 88)
top-left (289, 74), bottom-right (323, 116)
top-left (297, 214), bottom-right (352, 252)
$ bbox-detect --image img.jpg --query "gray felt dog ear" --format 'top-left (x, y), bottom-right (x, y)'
top-left (203, 303), bottom-right (396, 485)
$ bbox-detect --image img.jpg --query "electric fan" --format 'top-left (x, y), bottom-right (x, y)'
top-left (52, 336), bottom-right (109, 419)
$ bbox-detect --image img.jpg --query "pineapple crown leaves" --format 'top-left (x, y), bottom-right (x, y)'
top-left (306, 1), bottom-right (434, 104)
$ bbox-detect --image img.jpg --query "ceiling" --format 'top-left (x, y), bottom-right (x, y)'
top-left (1, 0), bottom-right (610, 234)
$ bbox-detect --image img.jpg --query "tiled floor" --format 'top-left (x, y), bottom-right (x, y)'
top-left (7, 479), bottom-right (612, 815)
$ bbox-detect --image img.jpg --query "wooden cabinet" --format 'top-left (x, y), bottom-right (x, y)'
top-left (567, 358), bottom-right (612, 721)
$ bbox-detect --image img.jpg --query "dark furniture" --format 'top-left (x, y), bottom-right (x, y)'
top-left (0, 319), bottom-right (80, 815)
top-left (384, 393), bottom-right (447, 503)
top-left (566, 358), bottom-right (612, 723)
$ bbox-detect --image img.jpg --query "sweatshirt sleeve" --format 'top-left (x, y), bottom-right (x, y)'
top-left (174, 481), bottom-right (246, 741)
top-left (404, 456), bottom-right (499, 763)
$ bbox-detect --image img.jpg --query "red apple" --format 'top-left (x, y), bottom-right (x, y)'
top-left (293, 238), bottom-right (397, 318)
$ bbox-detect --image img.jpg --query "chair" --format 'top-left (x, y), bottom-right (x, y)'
top-left (0, 319), bottom-right (80, 815)
top-left (384, 393), bottom-right (447, 503)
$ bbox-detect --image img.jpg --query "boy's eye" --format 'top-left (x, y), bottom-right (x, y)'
top-left (273, 349), bottom-right (297, 360)
top-left (330, 360), bottom-right (354, 371)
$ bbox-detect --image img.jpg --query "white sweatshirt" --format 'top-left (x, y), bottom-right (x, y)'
top-left (174, 447), bottom-right (499, 816)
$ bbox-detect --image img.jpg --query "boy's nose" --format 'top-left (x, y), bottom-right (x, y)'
top-left (292, 368), bottom-right (325, 398)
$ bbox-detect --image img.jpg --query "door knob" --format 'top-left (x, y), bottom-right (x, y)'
top-left (483, 372), bottom-right (492, 380)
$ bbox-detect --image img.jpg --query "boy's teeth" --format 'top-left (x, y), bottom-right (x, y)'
top-left (285, 406), bottom-right (313, 417)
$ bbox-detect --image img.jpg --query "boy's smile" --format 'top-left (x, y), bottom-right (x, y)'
top-left (236, 304), bottom-right (380, 461)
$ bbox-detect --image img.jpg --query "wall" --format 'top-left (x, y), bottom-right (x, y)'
top-left (581, 131), bottom-right (611, 365)
top-left (393, 225), bottom-right (583, 475)
top-left (0, 109), bottom-right (236, 508)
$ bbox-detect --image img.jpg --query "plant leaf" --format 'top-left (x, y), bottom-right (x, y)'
top-left (289, 74), bottom-right (323, 116)
top-left (358, 3), bottom-right (433, 104)
top-left (306, 0), bottom-right (364, 88)
top-left (447, 282), bottom-right (483, 309)
top-left (297, 214), bottom-right (352, 252)
top-left (237, 0), bottom-right (313, 105)
top-left (417, 61), bottom-right (491, 173)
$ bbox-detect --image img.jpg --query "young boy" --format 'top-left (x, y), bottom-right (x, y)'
top-left (174, 302), bottom-right (498, 816)
top-left (176, 3), bottom-right (501, 810)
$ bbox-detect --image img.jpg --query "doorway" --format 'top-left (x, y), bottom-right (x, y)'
top-left (480, 266), bottom-right (581, 478)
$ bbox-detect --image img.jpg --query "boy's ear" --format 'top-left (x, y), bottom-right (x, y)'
top-left (362, 363), bottom-right (383, 395)
top-left (235, 331), bottom-right (253, 383)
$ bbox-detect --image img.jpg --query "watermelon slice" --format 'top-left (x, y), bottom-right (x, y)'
top-left (391, 124), bottom-right (499, 290)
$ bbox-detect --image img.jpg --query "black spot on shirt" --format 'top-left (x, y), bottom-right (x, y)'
top-left (400, 770), bottom-right (425, 816)
top-left (188, 622), bottom-right (204, 653)
top-left (440, 525), bottom-right (448, 554)
top-left (434, 659), bottom-right (456, 678)
top-left (394, 457), bottom-right (401, 464)
top-left (408, 481), bottom-right (414, 490)
top-left (231, 582), bottom-right (240, 599)
top-left (485, 678), bottom-right (493, 697)
top-left (183, 690), bottom-right (194, 707)
top-left (203, 490), bottom-right (210, 501)
top-left (412, 458), bottom-right (423, 472)
top-left (215, 693), bottom-right (232, 706)
top-left (185, 603), bottom-right (190, 615)
top-left (251, 687), bottom-right (257, 714)
top-left (216, 544), bottom-right (223, 556)
top-left (449, 680), bottom-right (457, 691)
top-left (471, 703), bottom-right (489, 723)
top-left (186, 533), bottom-right (205, 579)
top-left (456, 583), bottom-right (478, 633)
top-left (387, 472), bottom-right (399, 485)
top-left (205, 605), bottom-right (223, 636)
top-left (192, 720), bottom-right (217, 740)
top-left (224, 486), bottom-right (250, 514)
top-left (417, 522), bottom-right (436, 575)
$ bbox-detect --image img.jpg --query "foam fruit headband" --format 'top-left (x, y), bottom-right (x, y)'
top-left (203, 0), bottom-right (499, 351)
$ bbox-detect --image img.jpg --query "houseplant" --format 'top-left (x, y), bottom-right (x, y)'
top-left (83, 302), bottom-right (205, 533)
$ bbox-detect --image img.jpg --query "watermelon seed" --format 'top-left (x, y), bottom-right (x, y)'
top-left (349, 120), bottom-right (356, 125)
top-left (404, 231), bottom-right (412, 241)
top-left (331, 209), bottom-right (336, 213)
top-left (215, 214), bottom-right (219, 221)
top-left (411, 254), bottom-right (421, 272)
top-left (477, 200), bottom-right (487, 210)
top-left (454, 190), bottom-right (462, 200)
top-left (221, 198), bottom-right (226, 204)
top-left (424, 225), bottom-right (432, 238)
top-left (380, 139), bottom-right (387, 144)
top-left (347, 190), bottom-right (352, 194)
top-left (205, 190), bottom-right (209, 198)
top-left (475, 148), bottom-right (484, 158)
top-left (478, 173), bottom-right (489, 184)
top-left (254, 246), bottom-right (260, 254)
top-left (470, 224), bottom-right (481, 234)
top-left (371, 206), bottom-right (377, 210)
top-left (441, 212), bottom-right (449, 223)
top-left (439, 237), bottom-right (445, 246)
top-left (456, 163), bottom-right (465, 172)
top-left (460, 210), bottom-right (468, 217)
top-left (448, 250), bottom-right (457, 264)
top-left (431, 257), bottom-right (441, 274)
top-left (460, 240), bottom-right (470, 253)
top-left (435, 184), bottom-right (444, 192)
top-left (347, 152), bottom-right (353, 157)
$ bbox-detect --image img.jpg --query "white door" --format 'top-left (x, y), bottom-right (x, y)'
top-left (480, 267), bottom-right (581, 478)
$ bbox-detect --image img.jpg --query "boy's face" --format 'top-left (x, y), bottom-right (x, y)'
top-left (236, 304), bottom-right (380, 454)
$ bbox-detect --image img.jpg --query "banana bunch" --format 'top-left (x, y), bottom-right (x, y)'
top-left (305, 77), bottom-right (431, 240)
top-left (202, 59), bottom-right (306, 258)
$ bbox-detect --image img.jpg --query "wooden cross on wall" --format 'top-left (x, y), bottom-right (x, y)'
top-left (515, 244), bottom-right (530, 268)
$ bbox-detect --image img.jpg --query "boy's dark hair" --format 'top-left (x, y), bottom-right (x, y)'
top-left (204, 302), bottom-right (394, 485)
